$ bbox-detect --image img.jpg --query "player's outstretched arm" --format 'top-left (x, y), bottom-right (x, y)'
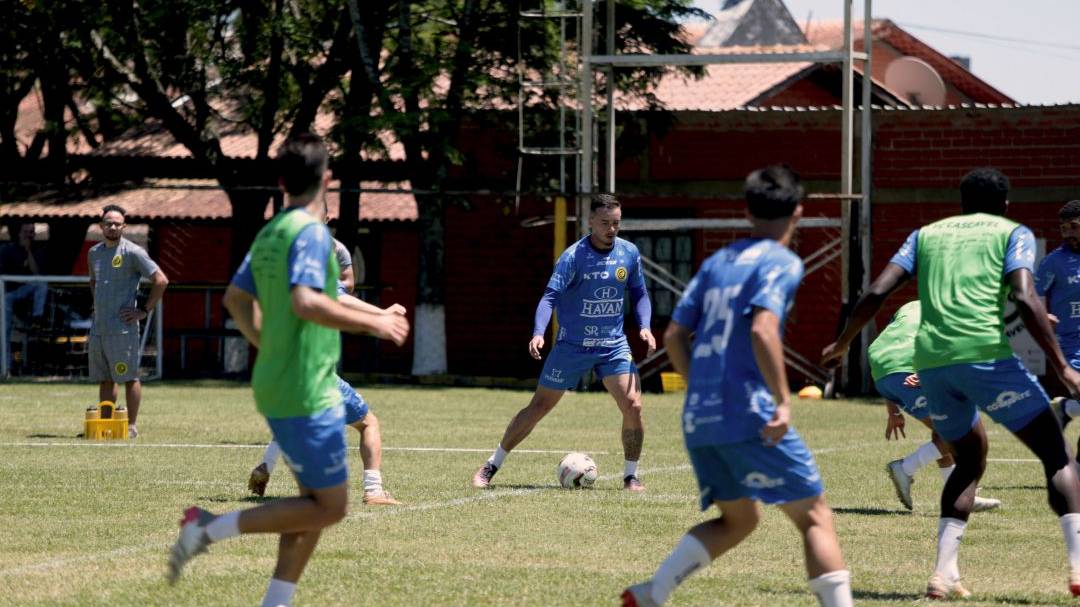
top-left (751, 308), bottom-right (790, 445)
top-left (821, 263), bottom-right (911, 367)
top-left (1008, 268), bottom-right (1080, 397)
top-left (663, 321), bottom-right (693, 379)
top-left (291, 285), bottom-right (409, 345)
top-left (223, 284), bottom-right (260, 348)
top-left (338, 292), bottom-right (405, 316)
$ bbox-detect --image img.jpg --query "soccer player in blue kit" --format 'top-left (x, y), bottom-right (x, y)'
top-left (472, 194), bottom-right (656, 491)
top-left (622, 166), bottom-right (852, 607)
top-left (1038, 200), bottom-right (1080, 435)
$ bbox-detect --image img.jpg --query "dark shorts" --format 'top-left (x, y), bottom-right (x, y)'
top-left (538, 340), bottom-right (636, 390)
top-left (919, 357), bottom-right (1048, 442)
top-left (265, 405), bottom-right (348, 490)
top-left (688, 429), bottom-right (824, 510)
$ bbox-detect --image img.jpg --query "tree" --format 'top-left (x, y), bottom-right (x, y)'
top-left (348, 0), bottom-right (706, 375)
top-left (88, 0), bottom-right (358, 266)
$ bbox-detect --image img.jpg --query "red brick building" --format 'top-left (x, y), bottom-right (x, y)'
top-left (5, 9), bottom-right (1077, 386)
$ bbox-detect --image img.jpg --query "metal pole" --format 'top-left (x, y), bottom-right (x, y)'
top-left (0, 277), bottom-right (7, 378)
top-left (605, 0), bottom-right (615, 193)
top-left (857, 0), bottom-right (874, 388)
top-left (840, 0), bottom-right (855, 390)
top-left (579, 0), bottom-right (594, 237)
top-left (155, 299), bottom-right (164, 380)
top-left (553, 195), bottom-right (567, 337)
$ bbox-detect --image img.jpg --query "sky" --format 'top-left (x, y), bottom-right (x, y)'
top-left (692, 0), bottom-right (1080, 105)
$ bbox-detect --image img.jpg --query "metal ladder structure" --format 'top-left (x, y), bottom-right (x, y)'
top-left (519, 0), bottom-right (875, 391)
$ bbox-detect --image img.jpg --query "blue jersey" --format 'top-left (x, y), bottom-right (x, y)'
top-left (672, 238), bottom-right (803, 446)
top-left (535, 236), bottom-right (650, 347)
top-left (1036, 245), bottom-right (1080, 352)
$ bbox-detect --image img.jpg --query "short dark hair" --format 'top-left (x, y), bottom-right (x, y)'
top-left (277, 133), bottom-right (328, 198)
top-left (1059, 200), bottom-right (1080, 222)
top-left (590, 193), bottom-right (621, 213)
top-left (101, 204), bottom-right (127, 219)
top-left (745, 165), bottom-right (803, 219)
top-left (959, 167), bottom-right (1009, 214)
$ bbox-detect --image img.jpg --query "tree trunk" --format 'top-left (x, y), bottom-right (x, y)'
top-left (411, 194), bottom-right (447, 375)
top-left (336, 175), bottom-right (361, 271)
top-left (225, 188), bottom-right (273, 271)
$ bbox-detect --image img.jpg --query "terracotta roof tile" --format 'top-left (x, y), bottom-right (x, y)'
top-left (0, 179), bottom-right (417, 223)
top-left (804, 19), bottom-right (1013, 104)
top-left (626, 44), bottom-right (831, 111)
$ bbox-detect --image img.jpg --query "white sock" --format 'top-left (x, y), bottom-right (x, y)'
top-left (934, 517), bottom-right (966, 582)
top-left (1066, 399), bottom-right (1080, 418)
top-left (260, 578), bottom-right (297, 607)
top-left (808, 569), bottom-right (853, 607)
top-left (901, 441), bottom-right (941, 476)
top-left (650, 533), bottom-right (711, 605)
top-left (1061, 513), bottom-right (1080, 571)
top-left (939, 465), bottom-right (956, 482)
top-left (262, 441), bottom-right (282, 474)
top-left (363, 469), bottom-right (383, 494)
top-left (205, 510), bottom-right (241, 542)
top-left (488, 445), bottom-right (508, 469)
top-left (624, 460), bottom-right (639, 479)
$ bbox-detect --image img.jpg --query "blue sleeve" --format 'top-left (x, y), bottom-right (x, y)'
top-left (545, 248), bottom-right (576, 293)
top-left (748, 256), bottom-right (804, 317)
top-left (288, 224), bottom-right (333, 291)
top-left (1035, 253), bottom-right (1056, 297)
top-left (532, 288), bottom-right (557, 336)
top-left (889, 230), bottom-right (919, 275)
top-left (1003, 226), bottom-right (1037, 277)
top-left (672, 273), bottom-right (705, 330)
top-left (628, 253), bottom-right (652, 330)
top-left (230, 253), bottom-right (257, 296)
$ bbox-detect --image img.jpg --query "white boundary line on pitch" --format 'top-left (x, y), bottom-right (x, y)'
top-left (987, 457), bottom-right (1039, 463)
top-left (0, 439), bottom-right (879, 578)
top-left (0, 442), bottom-right (608, 455)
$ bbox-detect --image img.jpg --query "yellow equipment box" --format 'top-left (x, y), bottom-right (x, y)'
top-left (660, 372), bottom-right (687, 393)
top-left (85, 400), bottom-right (128, 440)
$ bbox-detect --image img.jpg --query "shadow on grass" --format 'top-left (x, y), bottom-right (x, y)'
top-left (833, 506), bottom-right (907, 516)
top-left (199, 494), bottom-right (273, 504)
top-left (980, 484), bottom-right (1044, 491)
top-left (851, 589), bottom-right (923, 601)
top-left (492, 483), bottom-right (558, 491)
top-left (25, 433), bottom-right (73, 439)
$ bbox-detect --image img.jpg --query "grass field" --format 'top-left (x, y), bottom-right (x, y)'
top-left (1, 381), bottom-right (1078, 606)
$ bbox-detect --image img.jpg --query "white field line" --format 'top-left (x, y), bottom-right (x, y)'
top-left (0, 442), bottom-right (608, 455)
top-left (987, 458), bottom-right (1040, 463)
top-left (0, 439), bottom-right (876, 578)
top-left (347, 464), bottom-right (695, 521)
top-left (0, 539), bottom-right (170, 578)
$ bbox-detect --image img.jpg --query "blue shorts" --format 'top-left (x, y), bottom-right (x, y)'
top-left (919, 357), bottom-right (1048, 442)
top-left (687, 429), bottom-right (824, 509)
top-left (337, 377), bottom-right (369, 425)
top-left (538, 340), bottom-right (636, 390)
top-left (875, 372), bottom-right (931, 420)
top-left (265, 404), bottom-right (348, 490)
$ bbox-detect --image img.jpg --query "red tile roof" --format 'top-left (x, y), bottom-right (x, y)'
top-left (638, 45), bottom-right (821, 111)
top-left (0, 180), bottom-right (417, 222)
top-left (804, 19), bottom-right (1013, 104)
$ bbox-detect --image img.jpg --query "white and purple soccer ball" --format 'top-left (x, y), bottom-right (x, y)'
top-left (557, 452), bottom-right (598, 489)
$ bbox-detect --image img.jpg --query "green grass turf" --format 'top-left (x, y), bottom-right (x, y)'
top-left (0, 381), bottom-right (1077, 606)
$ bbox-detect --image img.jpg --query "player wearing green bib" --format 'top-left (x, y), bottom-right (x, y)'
top-left (166, 134), bottom-right (409, 607)
top-left (869, 301), bottom-right (1000, 513)
top-left (824, 168), bottom-right (1080, 599)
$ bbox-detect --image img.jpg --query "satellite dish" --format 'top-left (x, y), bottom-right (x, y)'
top-left (884, 56), bottom-right (947, 106)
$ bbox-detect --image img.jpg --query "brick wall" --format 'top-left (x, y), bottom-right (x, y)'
top-left (439, 105), bottom-right (1080, 385)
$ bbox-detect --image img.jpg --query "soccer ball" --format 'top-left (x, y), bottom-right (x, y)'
top-left (557, 452), bottom-right (598, 488)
